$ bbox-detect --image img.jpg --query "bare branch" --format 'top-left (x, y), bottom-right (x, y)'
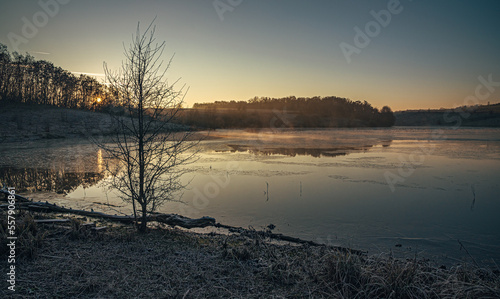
top-left (94, 20), bottom-right (198, 231)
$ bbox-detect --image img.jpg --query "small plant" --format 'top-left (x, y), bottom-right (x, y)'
top-left (322, 251), bottom-right (365, 291)
top-left (223, 245), bottom-right (252, 261)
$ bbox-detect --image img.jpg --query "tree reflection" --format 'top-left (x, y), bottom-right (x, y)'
top-left (0, 167), bottom-right (105, 194)
top-left (218, 141), bottom-right (391, 158)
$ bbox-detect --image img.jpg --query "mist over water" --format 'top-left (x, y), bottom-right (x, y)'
top-left (2, 127), bottom-right (500, 266)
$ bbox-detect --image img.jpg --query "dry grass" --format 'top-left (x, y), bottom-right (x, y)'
top-left (1, 211), bottom-right (499, 298)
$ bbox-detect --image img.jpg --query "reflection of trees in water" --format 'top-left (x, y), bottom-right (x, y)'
top-left (248, 147), bottom-right (353, 158)
top-left (0, 167), bottom-right (105, 194)
top-left (219, 141), bottom-right (392, 158)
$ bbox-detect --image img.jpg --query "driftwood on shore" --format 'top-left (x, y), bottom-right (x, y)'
top-left (1, 189), bottom-right (31, 202)
top-left (0, 189), bottom-right (364, 254)
top-left (34, 219), bottom-right (71, 224)
top-left (1, 200), bottom-right (217, 229)
top-left (1, 189), bottom-right (216, 228)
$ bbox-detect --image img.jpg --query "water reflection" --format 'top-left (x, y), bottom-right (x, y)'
top-left (217, 140), bottom-right (392, 158)
top-left (2, 127), bottom-right (500, 267)
top-left (0, 167), bottom-right (104, 194)
top-left (0, 140), bottom-right (116, 193)
top-left (97, 148), bottom-right (103, 173)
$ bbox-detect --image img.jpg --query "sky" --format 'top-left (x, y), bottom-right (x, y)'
top-left (0, 0), bottom-right (499, 110)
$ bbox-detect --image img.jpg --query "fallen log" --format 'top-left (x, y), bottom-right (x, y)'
top-left (0, 200), bottom-right (216, 229)
top-left (216, 223), bottom-right (319, 246)
top-left (153, 214), bottom-right (216, 229)
top-left (215, 223), bottom-right (365, 255)
top-left (34, 219), bottom-right (71, 224)
top-left (92, 226), bottom-right (108, 232)
top-left (81, 222), bottom-right (96, 228)
top-left (0, 189), bottom-right (31, 202)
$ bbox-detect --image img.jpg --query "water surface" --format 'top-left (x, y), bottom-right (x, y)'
top-left (1, 127), bottom-right (499, 266)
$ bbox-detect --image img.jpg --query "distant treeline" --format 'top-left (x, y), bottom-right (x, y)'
top-left (395, 103), bottom-right (500, 127)
top-left (176, 96), bottom-right (395, 128)
top-left (0, 43), bottom-right (395, 129)
top-left (0, 43), bottom-right (115, 110)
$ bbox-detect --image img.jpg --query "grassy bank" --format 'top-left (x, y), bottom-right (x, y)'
top-left (0, 103), bottom-right (113, 143)
top-left (1, 211), bottom-right (499, 298)
top-left (0, 103), bottom-right (190, 143)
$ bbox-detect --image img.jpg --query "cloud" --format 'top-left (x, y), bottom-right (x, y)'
top-left (30, 51), bottom-right (51, 55)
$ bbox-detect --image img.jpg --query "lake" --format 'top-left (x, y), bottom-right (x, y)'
top-left (1, 127), bottom-right (500, 266)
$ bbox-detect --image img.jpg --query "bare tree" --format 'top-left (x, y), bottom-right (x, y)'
top-left (100, 22), bottom-right (197, 232)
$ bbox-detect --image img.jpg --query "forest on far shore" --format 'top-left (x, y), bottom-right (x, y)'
top-left (0, 42), bottom-right (395, 129)
top-left (175, 97), bottom-right (395, 129)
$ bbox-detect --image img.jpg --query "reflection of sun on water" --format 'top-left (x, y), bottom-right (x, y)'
top-left (96, 97), bottom-right (102, 103)
top-left (97, 149), bottom-right (103, 172)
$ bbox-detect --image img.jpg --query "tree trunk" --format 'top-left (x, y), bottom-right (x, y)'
top-left (140, 202), bottom-right (147, 232)
top-left (138, 49), bottom-right (146, 232)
